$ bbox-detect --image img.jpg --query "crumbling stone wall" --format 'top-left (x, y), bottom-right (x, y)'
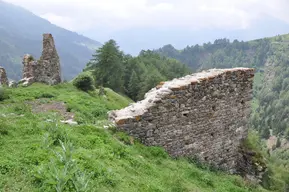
top-left (109, 68), bottom-right (257, 174)
top-left (20, 34), bottom-right (61, 85)
top-left (0, 67), bottom-right (8, 86)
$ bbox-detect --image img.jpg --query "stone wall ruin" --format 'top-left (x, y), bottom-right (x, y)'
top-left (0, 67), bottom-right (8, 86)
top-left (109, 68), bottom-right (262, 176)
top-left (20, 34), bottom-right (61, 86)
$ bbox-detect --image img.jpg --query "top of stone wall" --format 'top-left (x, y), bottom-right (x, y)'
top-left (109, 68), bottom-right (254, 122)
top-left (41, 33), bottom-right (59, 61)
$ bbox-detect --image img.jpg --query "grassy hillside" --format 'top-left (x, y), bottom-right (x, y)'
top-left (0, 0), bottom-right (101, 80)
top-left (0, 83), bottom-right (268, 192)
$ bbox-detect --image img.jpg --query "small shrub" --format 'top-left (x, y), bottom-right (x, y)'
top-left (35, 92), bottom-right (55, 99)
top-left (188, 156), bottom-right (204, 169)
top-left (146, 146), bottom-right (169, 158)
top-left (36, 139), bottom-right (92, 192)
top-left (0, 118), bottom-right (8, 135)
top-left (91, 107), bottom-right (107, 118)
top-left (0, 87), bottom-right (4, 101)
top-left (112, 145), bottom-right (128, 159)
top-left (27, 55), bottom-right (35, 62)
top-left (66, 106), bottom-right (72, 112)
top-left (74, 112), bottom-right (86, 124)
top-left (200, 174), bottom-right (215, 187)
top-left (0, 87), bottom-right (9, 101)
top-left (73, 74), bottom-right (95, 92)
top-left (13, 103), bottom-right (31, 115)
top-left (44, 118), bottom-right (68, 146)
top-left (90, 165), bottom-right (118, 187)
top-left (171, 179), bottom-right (189, 192)
top-left (114, 132), bottom-right (134, 145)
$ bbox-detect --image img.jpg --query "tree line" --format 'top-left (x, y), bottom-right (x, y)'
top-left (85, 39), bottom-right (190, 101)
top-left (156, 38), bottom-right (271, 71)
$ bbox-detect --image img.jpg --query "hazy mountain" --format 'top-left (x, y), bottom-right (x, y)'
top-left (83, 15), bottom-right (289, 56)
top-left (0, 0), bottom-right (101, 80)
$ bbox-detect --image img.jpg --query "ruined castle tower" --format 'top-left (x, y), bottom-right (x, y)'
top-left (38, 34), bottom-right (61, 84)
top-left (0, 67), bottom-right (8, 86)
top-left (20, 34), bottom-right (61, 85)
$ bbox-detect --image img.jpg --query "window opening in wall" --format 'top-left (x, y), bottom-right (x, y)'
top-left (182, 112), bottom-right (189, 117)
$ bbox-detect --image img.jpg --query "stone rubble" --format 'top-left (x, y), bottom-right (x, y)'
top-left (8, 81), bottom-right (17, 88)
top-left (60, 119), bottom-right (78, 125)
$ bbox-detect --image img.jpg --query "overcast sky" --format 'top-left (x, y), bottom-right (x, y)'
top-left (3, 0), bottom-right (289, 54)
top-left (4, 0), bottom-right (289, 32)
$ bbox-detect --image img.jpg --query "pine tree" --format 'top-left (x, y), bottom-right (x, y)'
top-left (91, 39), bottom-right (124, 92)
top-left (87, 39), bottom-right (190, 99)
top-left (138, 69), bottom-right (164, 100)
top-left (128, 70), bottom-right (139, 101)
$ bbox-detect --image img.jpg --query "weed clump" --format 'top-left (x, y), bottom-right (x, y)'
top-left (36, 118), bottom-right (92, 191)
top-left (0, 87), bottom-right (9, 101)
top-left (0, 118), bottom-right (8, 135)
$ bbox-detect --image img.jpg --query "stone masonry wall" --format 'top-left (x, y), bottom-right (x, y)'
top-left (0, 67), bottom-right (8, 86)
top-left (37, 33), bottom-right (61, 85)
top-left (20, 34), bottom-right (61, 86)
top-left (109, 68), bottom-right (255, 174)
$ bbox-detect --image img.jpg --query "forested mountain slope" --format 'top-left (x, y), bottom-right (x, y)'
top-left (0, 0), bottom-right (101, 80)
top-left (156, 38), bottom-right (271, 71)
top-left (156, 34), bottom-right (289, 138)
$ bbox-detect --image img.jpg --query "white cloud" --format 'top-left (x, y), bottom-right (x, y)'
top-left (40, 13), bottom-right (77, 31)
top-left (3, 0), bottom-right (289, 32)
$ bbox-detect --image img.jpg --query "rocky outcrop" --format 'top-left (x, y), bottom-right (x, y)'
top-left (109, 68), bottom-right (263, 178)
top-left (20, 34), bottom-right (61, 86)
top-left (0, 67), bottom-right (8, 86)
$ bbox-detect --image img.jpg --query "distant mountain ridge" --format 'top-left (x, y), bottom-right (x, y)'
top-left (155, 37), bottom-right (271, 71)
top-left (0, 0), bottom-right (101, 80)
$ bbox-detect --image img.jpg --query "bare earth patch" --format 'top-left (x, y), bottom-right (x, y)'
top-left (267, 135), bottom-right (289, 151)
top-left (26, 99), bottom-right (74, 121)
